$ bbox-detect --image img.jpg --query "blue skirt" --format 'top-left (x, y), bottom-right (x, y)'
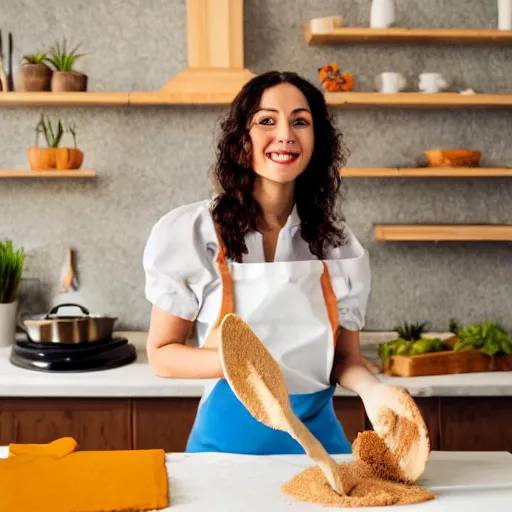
top-left (186, 379), bottom-right (352, 455)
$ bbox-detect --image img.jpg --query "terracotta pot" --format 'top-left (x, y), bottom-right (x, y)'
top-left (55, 148), bottom-right (84, 170)
top-left (17, 64), bottom-right (53, 91)
top-left (27, 146), bottom-right (57, 170)
top-left (51, 71), bottom-right (88, 92)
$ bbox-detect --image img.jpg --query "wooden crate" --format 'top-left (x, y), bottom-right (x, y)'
top-left (385, 350), bottom-right (491, 377)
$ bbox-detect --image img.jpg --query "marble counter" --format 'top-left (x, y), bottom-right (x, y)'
top-left (0, 331), bottom-right (510, 398)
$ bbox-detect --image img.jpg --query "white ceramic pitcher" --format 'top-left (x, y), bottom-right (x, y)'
top-left (370, 0), bottom-right (396, 28)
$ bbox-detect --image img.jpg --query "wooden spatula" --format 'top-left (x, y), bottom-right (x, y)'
top-left (219, 313), bottom-right (345, 496)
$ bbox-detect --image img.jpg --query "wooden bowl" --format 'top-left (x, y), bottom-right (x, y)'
top-left (424, 149), bottom-right (481, 167)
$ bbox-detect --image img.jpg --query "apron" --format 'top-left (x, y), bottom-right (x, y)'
top-left (186, 228), bottom-right (352, 455)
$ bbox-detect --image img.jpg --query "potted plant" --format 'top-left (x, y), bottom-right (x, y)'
top-left (0, 240), bottom-right (24, 347)
top-left (27, 114), bottom-right (84, 170)
top-left (56, 122), bottom-right (84, 170)
top-left (46, 39), bottom-right (87, 92)
top-left (16, 51), bottom-right (52, 91)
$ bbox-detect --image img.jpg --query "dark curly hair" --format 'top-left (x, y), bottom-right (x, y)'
top-left (210, 70), bottom-right (349, 262)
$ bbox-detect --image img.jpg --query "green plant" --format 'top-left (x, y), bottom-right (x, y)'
top-left (0, 240), bottom-right (25, 304)
top-left (449, 318), bottom-right (461, 335)
top-left (68, 122), bottom-right (78, 148)
top-left (46, 40), bottom-right (86, 72)
top-left (454, 322), bottom-right (512, 356)
top-left (35, 114), bottom-right (64, 148)
top-left (22, 51), bottom-right (48, 65)
top-left (394, 321), bottom-right (428, 341)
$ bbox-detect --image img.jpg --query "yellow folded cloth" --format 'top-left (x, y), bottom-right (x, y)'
top-left (0, 437), bottom-right (169, 512)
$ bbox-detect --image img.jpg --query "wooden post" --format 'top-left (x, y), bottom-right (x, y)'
top-left (161, 0), bottom-right (254, 102)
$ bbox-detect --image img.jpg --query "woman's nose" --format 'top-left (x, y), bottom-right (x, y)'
top-left (275, 122), bottom-right (293, 144)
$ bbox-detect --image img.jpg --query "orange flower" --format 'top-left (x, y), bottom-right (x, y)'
top-left (339, 73), bottom-right (354, 91)
top-left (318, 63), bottom-right (340, 83)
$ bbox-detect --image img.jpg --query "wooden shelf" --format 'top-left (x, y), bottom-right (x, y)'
top-left (375, 225), bottom-right (512, 241)
top-left (0, 170), bottom-right (97, 178)
top-left (305, 24), bottom-right (512, 46)
top-left (1, 91), bottom-right (512, 108)
top-left (0, 92), bottom-right (129, 107)
top-left (325, 92), bottom-right (512, 108)
top-left (341, 167), bottom-right (512, 177)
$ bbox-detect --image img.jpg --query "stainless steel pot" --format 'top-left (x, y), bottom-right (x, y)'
top-left (23, 303), bottom-right (118, 344)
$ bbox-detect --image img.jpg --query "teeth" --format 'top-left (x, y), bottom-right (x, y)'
top-left (269, 153), bottom-right (297, 162)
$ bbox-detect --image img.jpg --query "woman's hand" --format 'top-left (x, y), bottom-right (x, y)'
top-left (359, 382), bottom-right (430, 482)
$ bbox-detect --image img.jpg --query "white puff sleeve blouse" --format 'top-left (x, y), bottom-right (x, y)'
top-left (143, 199), bottom-right (371, 341)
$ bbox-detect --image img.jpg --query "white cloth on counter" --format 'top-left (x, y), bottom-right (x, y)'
top-left (143, 199), bottom-right (371, 346)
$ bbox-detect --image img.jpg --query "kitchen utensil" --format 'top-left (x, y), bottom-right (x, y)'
top-left (7, 32), bottom-right (13, 91)
top-left (218, 313), bottom-right (345, 496)
top-left (424, 149), bottom-right (481, 167)
top-left (23, 303), bottom-right (117, 344)
top-left (0, 30), bottom-right (9, 92)
top-left (61, 249), bottom-right (79, 292)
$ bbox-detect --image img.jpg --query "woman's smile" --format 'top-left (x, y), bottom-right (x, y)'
top-left (266, 150), bottom-right (300, 165)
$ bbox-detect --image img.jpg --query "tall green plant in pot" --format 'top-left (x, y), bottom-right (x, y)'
top-left (46, 39), bottom-right (88, 92)
top-left (0, 240), bottom-right (24, 347)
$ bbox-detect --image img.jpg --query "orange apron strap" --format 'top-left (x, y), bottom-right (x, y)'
top-left (320, 262), bottom-right (339, 346)
top-left (214, 226), bottom-right (235, 328)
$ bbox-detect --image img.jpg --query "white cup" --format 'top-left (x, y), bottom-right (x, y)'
top-left (376, 72), bottom-right (406, 94)
top-left (498, 0), bottom-right (512, 30)
top-left (418, 73), bottom-right (448, 93)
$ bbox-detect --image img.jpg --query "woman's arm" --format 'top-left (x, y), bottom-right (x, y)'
top-left (331, 327), bottom-right (380, 395)
top-left (146, 305), bottom-right (223, 379)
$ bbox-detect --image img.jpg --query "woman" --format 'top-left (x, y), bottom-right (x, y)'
top-left (143, 71), bottom-right (413, 455)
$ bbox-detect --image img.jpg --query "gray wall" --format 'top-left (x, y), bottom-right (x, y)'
top-left (1, 0), bottom-right (511, 331)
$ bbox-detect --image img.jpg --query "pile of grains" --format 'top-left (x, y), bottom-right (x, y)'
top-left (281, 419), bottom-right (436, 508)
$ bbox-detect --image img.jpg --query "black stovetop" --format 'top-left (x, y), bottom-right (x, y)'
top-left (10, 337), bottom-right (137, 373)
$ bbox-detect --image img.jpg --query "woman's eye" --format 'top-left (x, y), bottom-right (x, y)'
top-left (258, 117), bottom-right (275, 126)
top-left (294, 118), bottom-right (310, 126)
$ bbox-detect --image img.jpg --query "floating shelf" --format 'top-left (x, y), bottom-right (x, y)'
top-left (1, 92), bottom-right (512, 109)
top-left (305, 24), bottom-right (512, 46)
top-left (2, 91), bottom-right (512, 108)
top-left (341, 167), bottom-right (512, 177)
top-left (0, 170), bottom-right (97, 178)
top-left (324, 92), bottom-right (512, 108)
top-left (0, 92), bottom-right (129, 107)
top-left (375, 225), bottom-right (512, 241)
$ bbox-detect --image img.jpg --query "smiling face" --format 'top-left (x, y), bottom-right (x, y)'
top-left (248, 82), bottom-right (314, 185)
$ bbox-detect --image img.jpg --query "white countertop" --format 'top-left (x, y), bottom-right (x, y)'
top-left (1, 448), bottom-right (511, 511)
top-left (0, 331), bottom-right (511, 398)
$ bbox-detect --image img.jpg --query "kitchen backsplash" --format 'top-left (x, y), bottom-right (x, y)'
top-left (1, 0), bottom-right (511, 331)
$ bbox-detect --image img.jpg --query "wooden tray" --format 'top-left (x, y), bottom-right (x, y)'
top-left (384, 350), bottom-right (512, 377)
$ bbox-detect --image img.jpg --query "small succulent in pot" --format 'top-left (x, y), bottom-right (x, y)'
top-left (27, 114), bottom-right (84, 170)
top-left (46, 39), bottom-right (88, 92)
top-left (17, 50), bottom-right (53, 91)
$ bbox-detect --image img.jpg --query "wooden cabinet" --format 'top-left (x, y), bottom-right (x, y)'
top-left (133, 398), bottom-right (199, 452)
top-left (333, 397), bottom-right (366, 443)
top-left (439, 397), bottom-right (512, 452)
top-left (415, 397), bottom-right (441, 451)
top-left (0, 396), bottom-right (510, 452)
top-left (0, 398), bottom-right (132, 450)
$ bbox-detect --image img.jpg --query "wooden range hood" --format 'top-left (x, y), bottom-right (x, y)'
top-left (159, 0), bottom-right (254, 104)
